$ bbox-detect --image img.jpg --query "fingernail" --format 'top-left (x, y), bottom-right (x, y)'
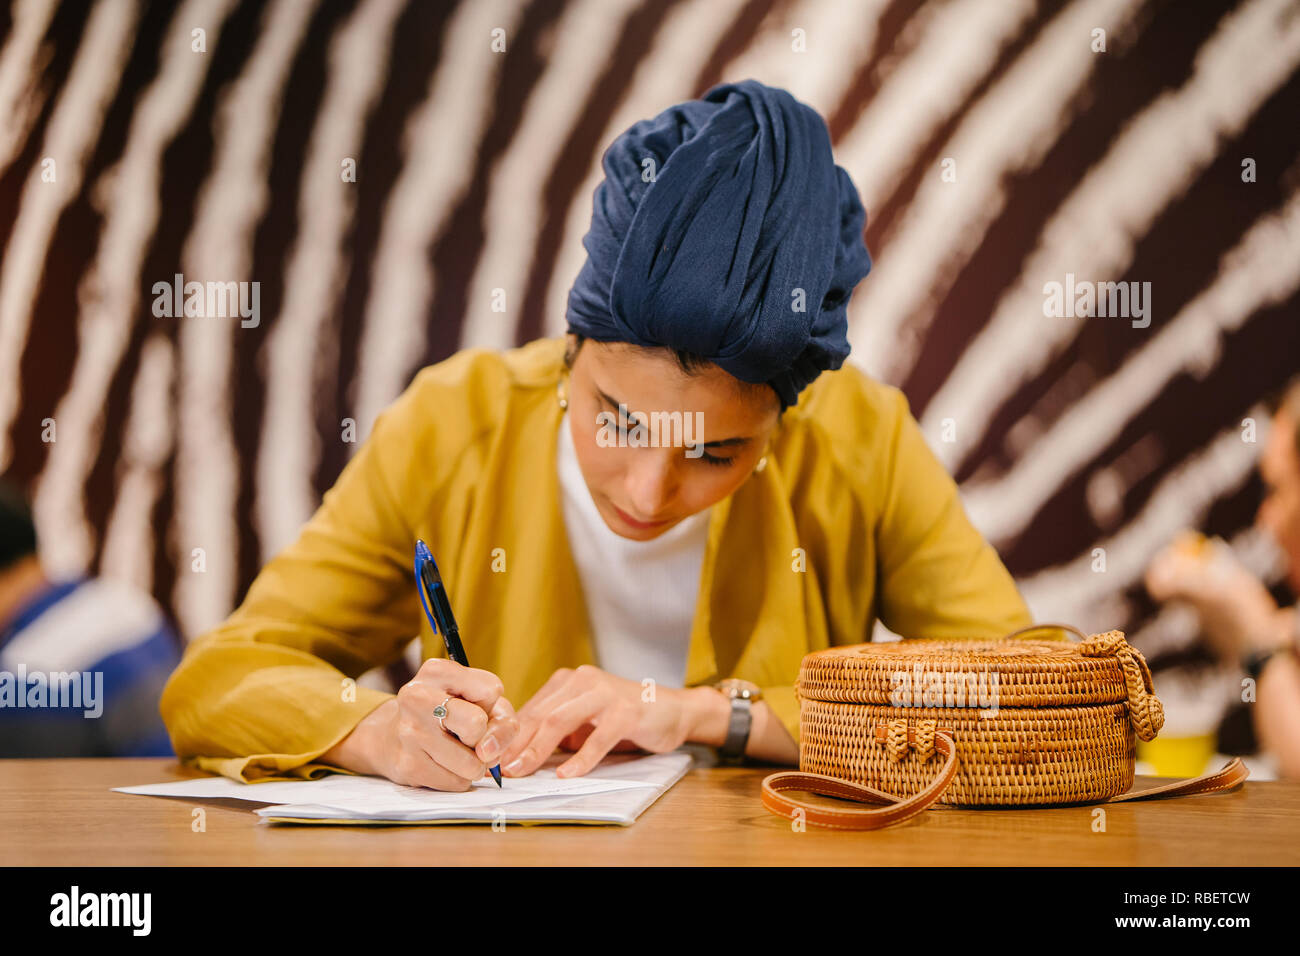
top-left (504, 757), bottom-right (523, 774)
top-left (480, 735), bottom-right (500, 760)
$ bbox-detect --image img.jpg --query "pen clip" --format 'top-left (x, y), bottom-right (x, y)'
top-left (414, 539), bottom-right (439, 637)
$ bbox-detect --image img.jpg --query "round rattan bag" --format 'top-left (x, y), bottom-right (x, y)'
top-left (760, 625), bottom-right (1248, 830)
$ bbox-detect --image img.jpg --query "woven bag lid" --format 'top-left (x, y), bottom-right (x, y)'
top-left (798, 629), bottom-right (1159, 715)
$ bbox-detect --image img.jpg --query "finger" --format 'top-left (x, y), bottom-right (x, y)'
top-left (403, 671), bottom-right (511, 755)
top-left (1145, 562), bottom-right (1174, 599)
top-left (487, 694), bottom-right (517, 727)
top-left (506, 664), bottom-right (606, 753)
top-left (413, 658), bottom-right (508, 713)
top-left (1146, 553), bottom-right (1194, 599)
top-left (559, 723), bottom-right (596, 752)
top-left (477, 697), bottom-right (520, 764)
top-left (392, 744), bottom-right (480, 791)
top-left (399, 681), bottom-right (489, 747)
top-left (396, 695), bottom-right (487, 782)
top-left (503, 689), bottom-right (606, 778)
top-left (434, 696), bottom-right (490, 748)
top-left (555, 717), bottom-right (628, 778)
top-left (420, 722), bottom-right (489, 783)
top-left (512, 668), bottom-right (575, 722)
top-left (499, 674), bottom-right (576, 765)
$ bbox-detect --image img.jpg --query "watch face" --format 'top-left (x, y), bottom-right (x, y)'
top-left (716, 678), bottom-right (762, 700)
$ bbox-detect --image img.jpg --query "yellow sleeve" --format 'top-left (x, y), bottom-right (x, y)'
top-left (160, 365), bottom-right (465, 783)
top-left (759, 684), bottom-right (801, 747)
top-left (873, 388), bottom-right (1032, 640)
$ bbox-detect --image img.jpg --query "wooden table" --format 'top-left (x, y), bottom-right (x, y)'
top-left (2, 757), bottom-right (1297, 866)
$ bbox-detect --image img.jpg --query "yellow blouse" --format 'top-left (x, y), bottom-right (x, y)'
top-left (159, 336), bottom-right (1032, 781)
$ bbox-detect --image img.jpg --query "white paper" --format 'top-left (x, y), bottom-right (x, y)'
top-left (114, 751), bottom-right (693, 826)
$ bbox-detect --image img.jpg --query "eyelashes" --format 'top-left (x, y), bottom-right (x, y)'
top-left (606, 417), bottom-right (735, 467)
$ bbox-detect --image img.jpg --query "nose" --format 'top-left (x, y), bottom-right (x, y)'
top-left (624, 448), bottom-right (678, 519)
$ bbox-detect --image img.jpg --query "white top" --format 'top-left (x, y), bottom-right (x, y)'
top-left (555, 410), bottom-right (711, 689)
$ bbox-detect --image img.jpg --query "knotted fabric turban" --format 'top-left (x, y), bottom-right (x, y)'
top-left (565, 78), bottom-right (872, 410)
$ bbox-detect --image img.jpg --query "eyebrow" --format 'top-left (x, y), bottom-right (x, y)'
top-left (595, 387), bottom-right (754, 448)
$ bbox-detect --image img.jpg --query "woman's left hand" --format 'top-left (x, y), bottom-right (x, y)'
top-left (497, 665), bottom-right (696, 778)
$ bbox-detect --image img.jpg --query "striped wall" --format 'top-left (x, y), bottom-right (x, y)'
top-left (1, 0), bottom-right (1298, 686)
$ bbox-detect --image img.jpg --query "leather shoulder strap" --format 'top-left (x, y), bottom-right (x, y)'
top-left (760, 732), bottom-right (958, 830)
top-left (760, 745), bottom-right (1249, 829)
top-left (1106, 757), bottom-right (1249, 803)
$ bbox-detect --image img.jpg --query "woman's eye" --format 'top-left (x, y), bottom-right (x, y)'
top-left (602, 412), bottom-right (731, 465)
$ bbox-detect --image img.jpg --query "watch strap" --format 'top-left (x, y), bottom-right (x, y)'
top-left (719, 695), bottom-right (752, 760)
top-left (1243, 644), bottom-right (1296, 681)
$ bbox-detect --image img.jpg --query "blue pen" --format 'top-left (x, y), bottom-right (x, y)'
top-left (414, 540), bottom-right (503, 787)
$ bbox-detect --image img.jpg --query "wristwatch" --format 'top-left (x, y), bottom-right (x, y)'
top-left (713, 679), bottom-right (762, 761)
top-left (1242, 643), bottom-right (1297, 681)
top-left (1241, 609), bottom-right (1300, 681)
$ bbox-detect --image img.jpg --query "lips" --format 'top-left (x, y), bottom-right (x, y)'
top-left (610, 502), bottom-right (671, 529)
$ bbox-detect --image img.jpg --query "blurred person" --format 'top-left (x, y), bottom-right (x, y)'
top-left (0, 480), bottom-right (181, 757)
top-left (1145, 377), bottom-right (1300, 779)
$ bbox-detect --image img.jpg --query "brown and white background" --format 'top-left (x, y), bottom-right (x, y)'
top-left (2, 0), bottom-right (1298, 717)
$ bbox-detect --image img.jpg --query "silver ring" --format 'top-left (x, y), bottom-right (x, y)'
top-left (433, 697), bottom-right (451, 732)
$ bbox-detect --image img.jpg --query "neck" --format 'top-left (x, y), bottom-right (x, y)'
top-left (0, 556), bottom-right (49, 632)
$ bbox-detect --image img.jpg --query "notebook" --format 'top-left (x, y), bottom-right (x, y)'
top-left (114, 750), bottom-right (694, 826)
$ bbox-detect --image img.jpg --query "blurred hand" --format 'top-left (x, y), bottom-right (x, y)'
top-left (1145, 532), bottom-right (1291, 661)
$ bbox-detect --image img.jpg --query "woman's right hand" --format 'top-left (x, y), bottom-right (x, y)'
top-left (321, 659), bottom-right (519, 791)
top-left (1145, 532), bottom-right (1286, 662)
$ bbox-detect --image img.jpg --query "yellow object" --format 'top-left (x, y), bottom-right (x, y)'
top-left (159, 336), bottom-right (1032, 782)
top-left (1137, 735), bottom-right (1216, 779)
top-left (1171, 530), bottom-right (1212, 561)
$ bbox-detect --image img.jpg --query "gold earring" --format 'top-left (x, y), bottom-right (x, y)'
top-left (556, 377), bottom-right (568, 410)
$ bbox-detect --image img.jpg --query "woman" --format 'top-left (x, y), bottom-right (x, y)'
top-left (160, 79), bottom-right (1031, 789)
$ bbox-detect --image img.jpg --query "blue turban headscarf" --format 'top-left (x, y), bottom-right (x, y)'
top-left (566, 78), bottom-right (872, 410)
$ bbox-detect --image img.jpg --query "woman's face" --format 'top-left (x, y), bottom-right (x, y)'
top-left (1257, 409), bottom-right (1300, 592)
top-left (566, 335), bottom-right (780, 541)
